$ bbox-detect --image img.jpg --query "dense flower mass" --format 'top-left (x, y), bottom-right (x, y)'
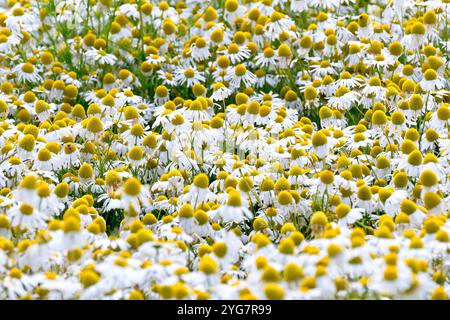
top-left (0, 0), bottom-right (449, 300)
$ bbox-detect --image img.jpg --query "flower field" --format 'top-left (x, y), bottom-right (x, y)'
top-left (0, 0), bottom-right (449, 300)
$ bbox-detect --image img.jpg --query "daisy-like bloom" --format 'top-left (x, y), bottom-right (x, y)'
top-left (8, 202), bottom-right (46, 231)
top-left (121, 123), bottom-right (149, 147)
top-left (59, 142), bottom-right (81, 167)
top-left (254, 46), bottom-right (279, 69)
top-left (333, 72), bottom-right (364, 90)
top-left (369, 261), bottom-right (417, 296)
top-left (174, 66), bottom-right (205, 87)
top-left (422, 191), bottom-right (444, 215)
top-left (335, 203), bottom-right (364, 228)
top-left (364, 52), bottom-right (396, 71)
top-left (310, 130), bottom-right (330, 159)
top-left (145, 54), bottom-right (165, 68)
top-left (14, 62), bottom-right (42, 83)
top-left (264, 11), bottom-right (295, 39)
top-left (210, 82), bottom-right (232, 101)
top-left (33, 147), bottom-right (57, 171)
top-left (178, 99), bottom-right (206, 123)
top-left (157, 70), bottom-right (177, 86)
top-left (397, 149), bottom-right (423, 177)
top-left (164, 112), bottom-right (191, 136)
top-left (398, 65), bottom-right (421, 84)
top-left (177, 203), bottom-right (196, 235)
top-left (190, 37), bottom-right (211, 62)
top-left (215, 189), bottom-right (252, 223)
top-left (355, 184), bottom-right (375, 214)
top-left (34, 100), bottom-right (52, 122)
top-left (85, 48), bottom-right (118, 66)
top-left (420, 68), bottom-right (446, 91)
top-left (400, 198), bottom-right (426, 228)
top-left (227, 64), bottom-right (256, 89)
top-left (217, 44), bottom-right (251, 65)
top-left (327, 86), bottom-right (360, 111)
top-left (345, 42), bottom-right (364, 66)
top-left (0, 31), bottom-right (20, 53)
top-left (5, 6), bottom-right (37, 33)
top-left (120, 177), bottom-right (150, 213)
top-left (182, 173), bottom-right (217, 207)
top-left (403, 21), bottom-right (427, 50)
top-left (14, 175), bottom-right (39, 204)
top-left (154, 85), bottom-right (170, 106)
top-left (310, 60), bottom-right (340, 78)
top-left (17, 133), bottom-right (36, 159)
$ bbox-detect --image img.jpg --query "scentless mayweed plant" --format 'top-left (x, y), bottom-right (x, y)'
top-left (0, 0), bottom-right (448, 301)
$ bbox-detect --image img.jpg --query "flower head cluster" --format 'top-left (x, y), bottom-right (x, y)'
top-left (0, 0), bottom-right (449, 300)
